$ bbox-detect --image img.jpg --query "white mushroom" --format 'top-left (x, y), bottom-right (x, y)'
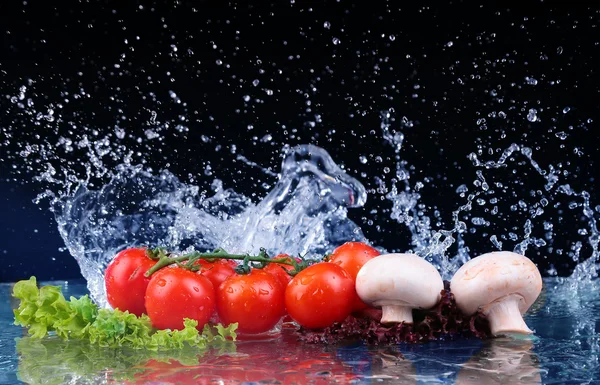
top-left (355, 253), bottom-right (444, 324)
top-left (450, 251), bottom-right (542, 336)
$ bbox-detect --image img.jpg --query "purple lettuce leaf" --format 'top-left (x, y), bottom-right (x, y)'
top-left (297, 281), bottom-right (491, 344)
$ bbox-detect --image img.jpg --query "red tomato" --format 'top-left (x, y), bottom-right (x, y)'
top-left (145, 267), bottom-right (215, 330)
top-left (195, 259), bottom-right (236, 289)
top-left (285, 262), bottom-right (354, 329)
top-left (329, 242), bottom-right (380, 311)
top-left (104, 247), bottom-right (156, 316)
top-left (208, 258), bottom-right (239, 268)
top-left (216, 269), bottom-right (284, 334)
top-left (262, 254), bottom-right (296, 289)
top-left (194, 259), bottom-right (238, 325)
top-left (224, 258), bottom-right (239, 268)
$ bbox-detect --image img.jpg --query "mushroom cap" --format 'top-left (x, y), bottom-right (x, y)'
top-left (450, 251), bottom-right (543, 316)
top-left (355, 253), bottom-right (444, 310)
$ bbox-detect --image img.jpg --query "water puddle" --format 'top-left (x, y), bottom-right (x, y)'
top-left (2, 279), bottom-right (598, 384)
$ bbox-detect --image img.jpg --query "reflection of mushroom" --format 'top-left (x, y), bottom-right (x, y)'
top-left (369, 347), bottom-right (417, 385)
top-left (456, 338), bottom-right (541, 385)
top-left (355, 253), bottom-right (444, 324)
top-left (451, 251), bottom-right (543, 336)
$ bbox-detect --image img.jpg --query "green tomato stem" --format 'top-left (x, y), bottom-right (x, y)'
top-left (144, 249), bottom-right (297, 278)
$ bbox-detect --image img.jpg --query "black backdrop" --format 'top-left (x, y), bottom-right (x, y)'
top-left (1, 1), bottom-right (599, 281)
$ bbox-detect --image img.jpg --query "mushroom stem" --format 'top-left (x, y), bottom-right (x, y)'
top-left (484, 295), bottom-right (533, 336)
top-left (381, 305), bottom-right (414, 324)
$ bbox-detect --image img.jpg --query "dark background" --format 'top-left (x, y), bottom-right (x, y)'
top-left (1, 1), bottom-right (598, 282)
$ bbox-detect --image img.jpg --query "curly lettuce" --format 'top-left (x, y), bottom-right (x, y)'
top-left (298, 281), bottom-right (490, 344)
top-left (12, 276), bottom-right (237, 350)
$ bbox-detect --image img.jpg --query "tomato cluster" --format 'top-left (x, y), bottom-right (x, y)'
top-left (104, 242), bottom-right (380, 334)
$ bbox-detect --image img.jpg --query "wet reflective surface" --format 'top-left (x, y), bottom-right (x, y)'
top-left (1, 279), bottom-right (598, 384)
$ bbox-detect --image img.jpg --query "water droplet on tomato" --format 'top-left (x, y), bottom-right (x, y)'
top-left (157, 279), bottom-right (166, 287)
top-left (193, 286), bottom-right (199, 292)
top-left (226, 287), bottom-right (234, 293)
top-left (259, 289), bottom-right (269, 295)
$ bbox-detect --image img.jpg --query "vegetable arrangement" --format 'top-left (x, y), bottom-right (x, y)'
top-left (13, 242), bottom-right (543, 349)
top-left (103, 242), bottom-right (381, 335)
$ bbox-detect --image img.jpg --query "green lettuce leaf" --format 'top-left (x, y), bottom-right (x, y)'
top-left (87, 308), bottom-right (154, 348)
top-left (12, 276), bottom-right (238, 351)
top-left (13, 276), bottom-right (94, 339)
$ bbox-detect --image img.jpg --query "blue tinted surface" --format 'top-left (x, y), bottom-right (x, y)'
top-left (1, 279), bottom-right (598, 384)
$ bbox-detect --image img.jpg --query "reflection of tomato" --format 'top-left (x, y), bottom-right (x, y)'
top-left (145, 267), bottom-right (215, 330)
top-left (283, 371), bottom-right (356, 385)
top-left (285, 262), bottom-right (354, 329)
top-left (129, 359), bottom-right (260, 385)
top-left (217, 269), bottom-right (285, 334)
top-left (129, 360), bottom-right (284, 385)
top-left (105, 248), bottom-right (155, 316)
top-left (127, 333), bottom-right (358, 385)
top-left (195, 259), bottom-right (237, 289)
top-left (329, 242), bottom-right (380, 311)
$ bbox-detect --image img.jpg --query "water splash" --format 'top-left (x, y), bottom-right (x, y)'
top-left (467, 142), bottom-right (599, 280)
top-left (3, 80), bottom-right (599, 301)
top-left (9, 109), bottom-right (598, 305)
top-left (51, 145), bottom-right (367, 306)
top-left (378, 109), bottom-right (598, 280)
